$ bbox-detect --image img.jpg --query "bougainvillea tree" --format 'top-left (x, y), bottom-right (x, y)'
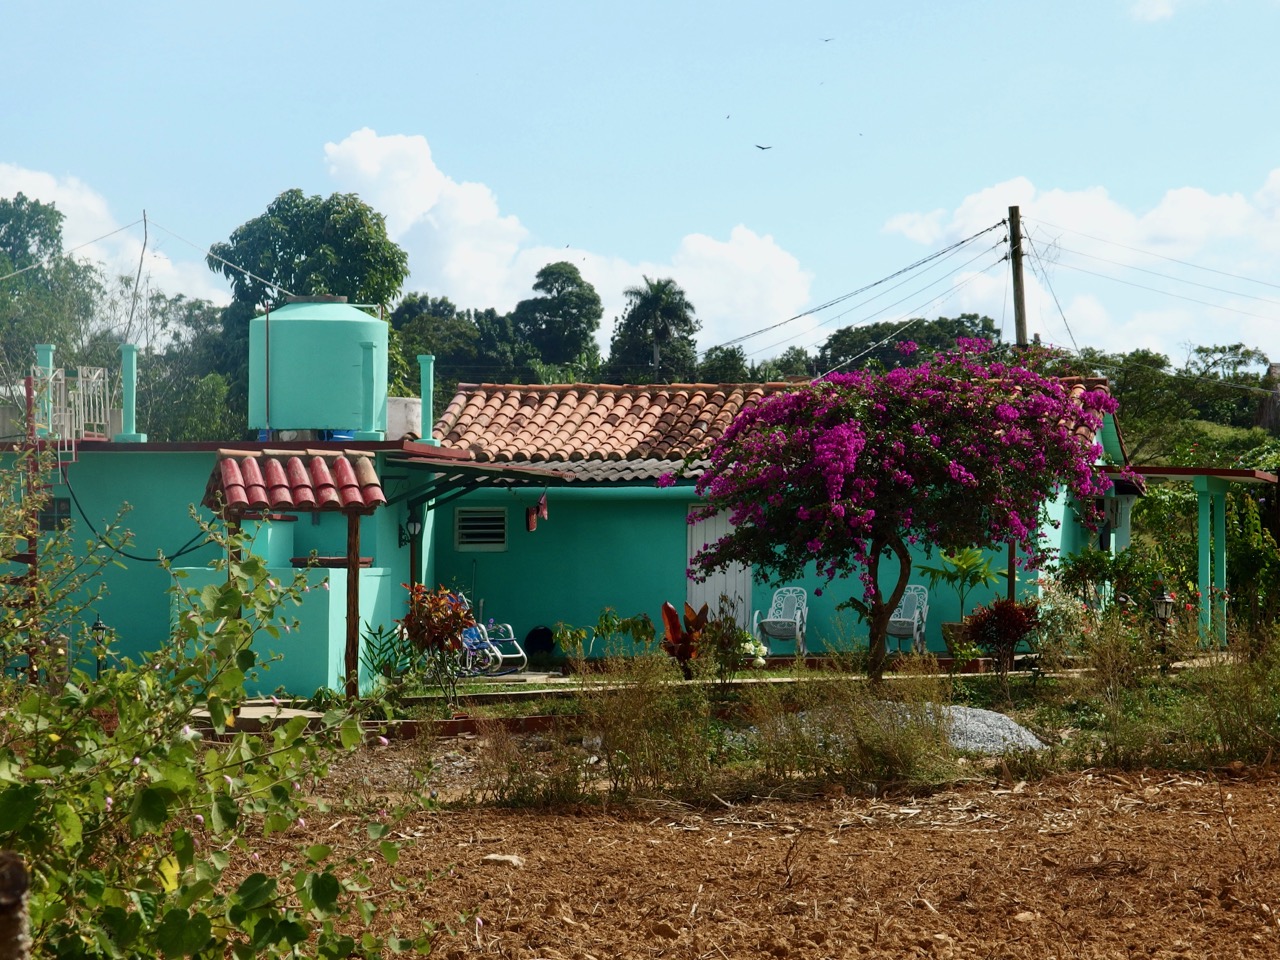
top-left (690, 340), bottom-right (1119, 678)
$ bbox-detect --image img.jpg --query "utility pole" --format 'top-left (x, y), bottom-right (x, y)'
top-left (1009, 205), bottom-right (1029, 350)
top-left (1007, 205), bottom-right (1028, 599)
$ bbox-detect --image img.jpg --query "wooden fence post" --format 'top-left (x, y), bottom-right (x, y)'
top-left (0, 852), bottom-right (29, 960)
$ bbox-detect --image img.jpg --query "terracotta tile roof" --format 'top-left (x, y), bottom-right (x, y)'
top-left (202, 449), bottom-right (388, 516)
top-left (433, 382), bottom-right (794, 472)
top-left (433, 377), bottom-right (1115, 483)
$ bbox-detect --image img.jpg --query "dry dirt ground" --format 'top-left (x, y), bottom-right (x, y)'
top-left (290, 735), bottom-right (1280, 959)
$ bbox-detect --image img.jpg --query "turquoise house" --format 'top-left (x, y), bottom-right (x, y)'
top-left (1, 298), bottom-right (552, 695)
top-left (427, 380), bottom-right (1135, 658)
top-left (4, 303), bottom-right (1144, 688)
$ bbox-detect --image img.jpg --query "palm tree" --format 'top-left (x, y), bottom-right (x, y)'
top-left (612, 277), bottom-right (699, 382)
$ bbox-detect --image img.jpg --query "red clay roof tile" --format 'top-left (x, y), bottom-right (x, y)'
top-left (433, 382), bottom-right (795, 474)
top-left (433, 378), bottom-right (1114, 483)
top-left (203, 450), bottom-right (387, 516)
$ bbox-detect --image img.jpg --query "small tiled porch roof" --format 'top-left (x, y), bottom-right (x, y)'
top-left (202, 448), bottom-right (389, 517)
top-left (432, 382), bottom-right (794, 482)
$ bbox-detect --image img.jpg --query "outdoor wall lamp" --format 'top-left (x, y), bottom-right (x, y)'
top-left (398, 516), bottom-right (423, 547)
top-left (1152, 591), bottom-right (1176, 626)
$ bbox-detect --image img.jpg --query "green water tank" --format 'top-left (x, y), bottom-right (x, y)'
top-left (247, 297), bottom-right (388, 438)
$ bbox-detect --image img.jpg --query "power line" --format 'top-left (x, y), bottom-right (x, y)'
top-left (746, 243), bottom-right (1006, 361)
top-left (1049, 243), bottom-right (1280, 309)
top-left (1047, 259), bottom-right (1280, 325)
top-left (704, 219), bottom-right (1006, 355)
top-left (0, 219), bottom-right (144, 285)
top-left (148, 219), bottom-right (298, 302)
top-left (808, 267), bottom-right (1008, 384)
top-left (1025, 233), bottom-right (1079, 352)
top-left (1025, 216), bottom-right (1280, 293)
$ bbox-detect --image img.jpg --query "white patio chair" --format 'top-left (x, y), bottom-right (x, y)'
top-left (886, 584), bottom-right (929, 654)
top-left (753, 587), bottom-right (808, 658)
top-left (457, 594), bottom-right (528, 674)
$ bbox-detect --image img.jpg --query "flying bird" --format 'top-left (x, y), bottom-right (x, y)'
top-left (755, 144), bottom-right (772, 150)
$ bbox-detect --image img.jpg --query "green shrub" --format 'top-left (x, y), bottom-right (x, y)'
top-left (0, 462), bottom-right (431, 958)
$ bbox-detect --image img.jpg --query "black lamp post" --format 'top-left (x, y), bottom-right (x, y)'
top-left (400, 510), bottom-right (424, 585)
top-left (91, 614), bottom-right (107, 680)
top-left (398, 516), bottom-right (423, 547)
top-left (1153, 591), bottom-right (1175, 627)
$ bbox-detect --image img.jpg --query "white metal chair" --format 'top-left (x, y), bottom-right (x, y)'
top-left (478, 619), bottom-right (528, 673)
top-left (457, 595), bottom-right (528, 675)
top-left (753, 587), bottom-right (808, 657)
top-left (886, 584), bottom-right (929, 654)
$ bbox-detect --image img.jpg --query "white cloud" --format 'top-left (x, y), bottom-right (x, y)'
top-left (1130, 0), bottom-right (1178, 21)
top-left (324, 128), bottom-right (813, 357)
top-left (885, 174), bottom-right (1280, 358)
top-left (0, 163), bottom-right (231, 309)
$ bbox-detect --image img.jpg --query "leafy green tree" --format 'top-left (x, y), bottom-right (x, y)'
top-left (511, 262), bottom-right (603, 366)
top-left (0, 448), bottom-right (433, 957)
top-left (206, 190), bottom-right (410, 422)
top-left (605, 276), bottom-right (699, 383)
top-left (393, 292), bottom-right (482, 412)
top-left (818, 313), bottom-right (1000, 374)
top-left (0, 193), bottom-right (103, 387)
top-left (1181, 343), bottom-right (1271, 429)
top-left (752, 345), bottom-right (813, 381)
top-left (207, 189), bottom-right (408, 309)
top-left (473, 307), bottom-right (539, 384)
top-left (697, 345), bottom-right (749, 382)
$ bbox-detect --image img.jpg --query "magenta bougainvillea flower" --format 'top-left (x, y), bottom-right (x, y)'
top-left (689, 342), bottom-right (1120, 677)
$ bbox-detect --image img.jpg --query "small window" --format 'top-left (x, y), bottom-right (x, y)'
top-left (455, 507), bottom-right (507, 552)
top-left (38, 497), bottom-right (71, 532)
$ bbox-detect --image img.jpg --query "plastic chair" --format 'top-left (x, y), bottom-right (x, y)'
top-left (753, 587), bottom-right (808, 657)
top-left (886, 585), bottom-right (929, 654)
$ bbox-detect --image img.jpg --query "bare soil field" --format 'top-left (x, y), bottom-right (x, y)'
top-left (284, 736), bottom-right (1280, 959)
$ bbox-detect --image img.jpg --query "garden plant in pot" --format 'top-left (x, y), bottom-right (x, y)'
top-left (915, 547), bottom-right (1007, 656)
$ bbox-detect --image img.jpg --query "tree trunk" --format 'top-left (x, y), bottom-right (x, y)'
top-left (864, 535), bottom-right (914, 682)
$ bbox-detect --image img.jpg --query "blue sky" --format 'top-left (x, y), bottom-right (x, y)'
top-left (6, 0), bottom-right (1280, 367)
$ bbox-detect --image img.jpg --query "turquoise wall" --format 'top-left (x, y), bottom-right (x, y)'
top-left (51, 450), bottom-right (222, 667)
top-left (0, 447), bottom-right (412, 695)
top-left (172, 564), bottom-right (394, 696)
top-left (431, 489), bottom-right (690, 649)
top-left (430, 486), bottom-right (1042, 657)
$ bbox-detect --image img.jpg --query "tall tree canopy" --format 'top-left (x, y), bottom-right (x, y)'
top-left (510, 262), bottom-right (603, 366)
top-left (691, 341), bottom-right (1117, 678)
top-left (207, 189), bottom-right (408, 308)
top-left (605, 276), bottom-right (699, 383)
top-left (819, 313), bottom-right (1000, 374)
top-left (697, 345), bottom-right (749, 383)
top-left (0, 193), bottom-right (102, 386)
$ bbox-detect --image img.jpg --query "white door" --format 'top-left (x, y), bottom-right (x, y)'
top-left (686, 506), bottom-right (753, 628)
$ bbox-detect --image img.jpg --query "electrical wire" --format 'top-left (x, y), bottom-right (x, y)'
top-left (1044, 259), bottom-right (1280, 325)
top-left (1026, 217), bottom-right (1280, 293)
top-left (0, 219), bottom-right (144, 285)
top-left (703, 219), bottom-right (1006, 354)
top-left (62, 466), bottom-right (212, 563)
top-left (147, 218), bottom-right (298, 302)
top-left (746, 242), bottom-right (1006, 362)
top-left (1025, 233), bottom-right (1079, 352)
top-left (1047, 243), bottom-right (1280, 309)
top-left (810, 259), bottom-right (1005, 379)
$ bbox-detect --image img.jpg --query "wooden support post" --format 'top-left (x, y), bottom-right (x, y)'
top-left (345, 512), bottom-right (361, 699)
top-left (0, 851), bottom-right (30, 960)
